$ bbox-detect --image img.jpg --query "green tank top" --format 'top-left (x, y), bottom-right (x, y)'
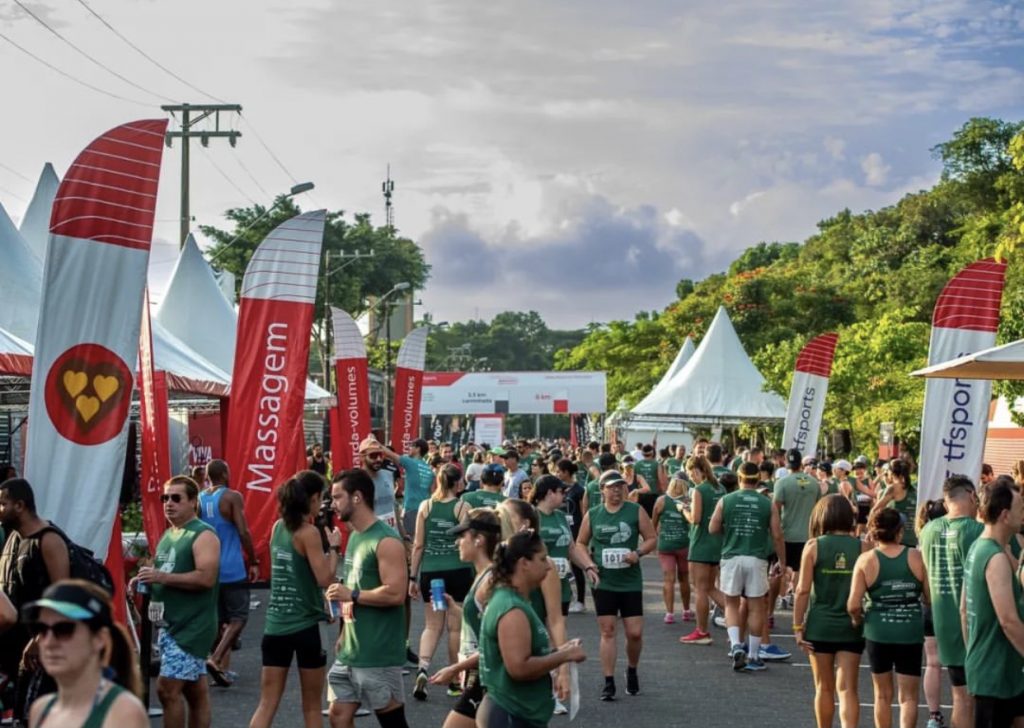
top-left (422, 499), bottom-right (469, 572)
top-left (805, 535), bottom-right (862, 643)
top-left (459, 568), bottom-right (490, 659)
top-left (461, 489), bottom-right (506, 510)
top-left (38, 683), bottom-right (125, 728)
top-left (886, 487), bottom-right (918, 547)
top-left (634, 459), bottom-right (661, 493)
top-left (588, 501), bottom-right (642, 592)
top-left (539, 509), bottom-right (573, 603)
top-left (864, 547), bottom-right (923, 644)
top-left (665, 458), bottom-right (683, 477)
top-left (529, 586), bottom-right (547, 624)
top-left (479, 586), bottom-right (553, 725)
top-left (585, 479), bottom-right (601, 508)
top-left (151, 518), bottom-right (218, 659)
top-left (340, 520), bottom-right (406, 667)
top-left (720, 489), bottom-right (772, 560)
top-left (265, 520), bottom-right (325, 635)
top-left (657, 495), bottom-right (689, 551)
top-left (919, 515), bottom-right (983, 666)
top-left (1011, 534), bottom-right (1023, 561)
top-left (688, 482), bottom-right (724, 563)
top-left (965, 538), bottom-right (1024, 699)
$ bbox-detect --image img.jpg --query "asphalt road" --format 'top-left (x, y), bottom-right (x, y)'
top-left (147, 558), bottom-right (952, 727)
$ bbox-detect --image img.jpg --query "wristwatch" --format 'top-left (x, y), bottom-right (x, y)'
top-left (351, 589), bottom-right (361, 605)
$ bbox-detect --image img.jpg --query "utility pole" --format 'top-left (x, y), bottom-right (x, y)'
top-left (161, 103), bottom-right (242, 247)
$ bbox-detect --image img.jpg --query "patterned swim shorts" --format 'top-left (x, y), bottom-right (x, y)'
top-left (158, 630), bottom-right (206, 682)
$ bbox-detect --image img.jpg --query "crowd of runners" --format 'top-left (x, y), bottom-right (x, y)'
top-left (2, 435), bottom-right (1024, 727)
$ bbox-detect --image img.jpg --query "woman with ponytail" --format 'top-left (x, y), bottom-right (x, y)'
top-left (23, 579), bottom-right (147, 727)
top-left (477, 531), bottom-right (586, 727)
top-left (409, 463), bottom-right (472, 701)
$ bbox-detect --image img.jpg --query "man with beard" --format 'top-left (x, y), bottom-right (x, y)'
top-left (326, 469), bottom-right (410, 728)
top-left (358, 437), bottom-right (403, 533)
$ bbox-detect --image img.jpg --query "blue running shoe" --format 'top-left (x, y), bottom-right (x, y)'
top-left (730, 644), bottom-right (747, 671)
top-left (759, 644), bottom-right (791, 662)
top-left (743, 659), bottom-right (767, 672)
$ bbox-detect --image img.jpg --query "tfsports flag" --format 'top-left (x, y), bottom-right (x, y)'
top-left (918, 259), bottom-right (1006, 501)
top-left (390, 327), bottom-right (428, 452)
top-left (781, 333), bottom-right (839, 457)
top-left (331, 307), bottom-right (371, 473)
top-left (226, 211), bottom-right (326, 568)
top-left (24, 120), bottom-right (167, 560)
top-left (138, 288), bottom-right (171, 550)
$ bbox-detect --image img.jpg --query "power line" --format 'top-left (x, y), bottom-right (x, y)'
top-left (0, 30), bottom-right (151, 106)
top-left (238, 115), bottom-right (297, 182)
top-left (0, 162), bottom-right (33, 184)
top-left (233, 155), bottom-right (271, 198)
top-left (72, 0), bottom-right (229, 104)
top-left (0, 185), bottom-right (28, 203)
top-left (198, 145), bottom-right (258, 205)
top-left (12, 0), bottom-right (174, 104)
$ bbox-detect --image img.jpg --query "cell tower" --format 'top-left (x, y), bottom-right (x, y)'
top-left (382, 164), bottom-right (395, 234)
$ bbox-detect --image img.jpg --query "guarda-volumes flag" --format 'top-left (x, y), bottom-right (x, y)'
top-left (25, 120), bottom-right (167, 560)
top-left (226, 211), bottom-right (326, 566)
top-left (918, 259), bottom-right (1006, 501)
top-left (781, 333), bottom-right (839, 456)
top-left (330, 307), bottom-right (371, 473)
top-left (390, 327), bottom-right (429, 452)
top-left (138, 288), bottom-right (171, 551)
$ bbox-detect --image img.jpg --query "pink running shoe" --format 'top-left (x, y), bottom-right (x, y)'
top-left (681, 609), bottom-right (696, 621)
top-left (680, 629), bottom-right (713, 645)
top-left (663, 612), bottom-right (676, 624)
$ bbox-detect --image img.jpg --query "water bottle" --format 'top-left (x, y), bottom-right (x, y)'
top-left (430, 578), bottom-right (447, 612)
top-left (135, 580), bottom-right (148, 595)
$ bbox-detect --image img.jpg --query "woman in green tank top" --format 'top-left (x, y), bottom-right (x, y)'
top-left (251, 473), bottom-right (340, 728)
top-left (409, 464), bottom-right (472, 700)
top-left (430, 508), bottom-right (502, 728)
top-left (652, 474), bottom-right (693, 624)
top-left (792, 495), bottom-right (867, 728)
top-left (477, 531), bottom-right (586, 728)
top-left (848, 508), bottom-right (928, 728)
top-left (872, 459), bottom-right (918, 547)
top-left (531, 476), bottom-right (590, 614)
top-left (680, 455), bottom-right (727, 643)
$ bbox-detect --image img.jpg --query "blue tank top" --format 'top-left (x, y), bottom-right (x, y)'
top-left (199, 487), bottom-right (246, 583)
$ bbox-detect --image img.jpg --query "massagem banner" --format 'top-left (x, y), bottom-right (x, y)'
top-left (918, 259), bottom-right (1006, 501)
top-left (25, 120), bottom-right (167, 559)
top-left (390, 327), bottom-right (429, 453)
top-left (781, 333), bottom-right (839, 457)
top-left (421, 371), bottom-right (607, 415)
top-left (225, 211), bottom-right (326, 566)
top-left (330, 307), bottom-right (371, 472)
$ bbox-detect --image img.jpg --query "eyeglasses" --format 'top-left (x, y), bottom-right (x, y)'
top-left (29, 621), bottom-right (79, 640)
top-left (160, 493), bottom-right (184, 503)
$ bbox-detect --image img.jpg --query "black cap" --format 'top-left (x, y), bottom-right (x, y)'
top-left (22, 582), bottom-right (111, 627)
top-left (785, 448), bottom-right (802, 469)
top-left (447, 518), bottom-right (503, 537)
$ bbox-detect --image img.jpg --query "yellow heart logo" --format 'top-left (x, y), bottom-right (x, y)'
top-left (75, 395), bottom-right (101, 423)
top-left (63, 370), bottom-right (87, 398)
top-left (93, 375), bottom-right (119, 402)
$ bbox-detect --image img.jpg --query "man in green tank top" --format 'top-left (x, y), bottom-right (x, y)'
top-left (709, 464), bottom-right (784, 672)
top-left (634, 446), bottom-right (666, 494)
top-left (919, 475), bottom-right (981, 728)
top-left (582, 453), bottom-right (618, 512)
top-left (461, 463), bottom-right (507, 509)
top-left (326, 469), bottom-right (411, 728)
top-left (664, 443), bottom-right (685, 480)
top-left (773, 449), bottom-right (820, 598)
top-left (137, 476), bottom-right (220, 728)
top-left (963, 480), bottom-right (1024, 726)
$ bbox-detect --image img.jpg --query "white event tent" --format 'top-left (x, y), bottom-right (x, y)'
top-left (628, 306), bottom-right (786, 426)
top-left (631, 336), bottom-right (695, 413)
top-left (911, 339), bottom-right (1024, 381)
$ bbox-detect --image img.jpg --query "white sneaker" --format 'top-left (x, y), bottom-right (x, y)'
top-left (713, 614), bottom-right (727, 629)
top-left (568, 601), bottom-right (585, 614)
top-left (554, 698), bottom-right (568, 715)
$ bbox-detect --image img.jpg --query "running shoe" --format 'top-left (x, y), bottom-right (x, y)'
top-left (568, 601), bottom-right (585, 614)
top-left (625, 667), bottom-right (640, 695)
top-left (412, 670), bottom-right (428, 701)
top-left (713, 612), bottom-right (727, 629)
top-left (926, 716), bottom-right (945, 728)
top-left (406, 647), bottom-right (419, 667)
top-left (759, 644), bottom-right (791, 662)
top-left (726, 643), bottom-right (748, 657)
top-left (730, 644), bottom-right (747, 672)
top-left (601, 680), bottom-right (616, 701)
top-left (743, 659), bottom-right (767, 672)
top-left (554, 698), bottom-right (569, 715)
top-left (679, 629), bottom-right (713, 645)
top-left (681, 609), bottom-right (696, 622)
top-left (355, 707), bottom-right (372, 716)
top-left (447, 683), bottom-right (463, 697)
top-left (663, 612), bottom-right (676, 624)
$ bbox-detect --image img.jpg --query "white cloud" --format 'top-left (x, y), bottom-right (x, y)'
top-left (861, 152), bottom-right (891, 187)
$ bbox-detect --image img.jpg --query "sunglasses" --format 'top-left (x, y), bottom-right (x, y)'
top-left (29, 621), bottom-right (79, 640)
top-left (364, 452), bottom-right (384, 461)
top-left (160, 493), bottom-right (184, 503)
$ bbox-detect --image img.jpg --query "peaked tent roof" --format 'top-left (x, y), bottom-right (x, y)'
top-left (155, 234), bottom-right (330, 400)
top-left (630, 306), bottom-right (786, 425)
top-left (631, 336), bottom-right (695, 413)
top-left (912, 338), bottom-right (1024, 381)
top-left (0, 203), bottom-right (44, 342)
top-left (18, 163), bottom-right (60, 263)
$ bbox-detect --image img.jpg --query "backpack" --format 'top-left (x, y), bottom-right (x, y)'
top-left (39, 525), bottom-right (115, 595)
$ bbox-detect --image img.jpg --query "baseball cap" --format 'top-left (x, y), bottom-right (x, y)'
top-left (489, 446), bottom-right (507, 456)
top-left (600, 470), bottom-right (627, 488)
top-left (834, 459), bottom-right (853, 473)
top-left (818, 461), bottom-right (833, 475)
top-left (785, 448), bottom-right (802, 469)
top-left (447, 518), bottom-right (503, 537)
top-left (22, 582), bottom-right (111, 627)
top-left (853, 456), bottom-right (869, 467)
top-left (802, 456), bottom-right (818, 467)
top-left (481, 463), bottom-right (505, 484)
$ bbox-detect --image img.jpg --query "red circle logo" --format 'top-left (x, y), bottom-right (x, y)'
top-left (44, 343), bottom-right (133, 446)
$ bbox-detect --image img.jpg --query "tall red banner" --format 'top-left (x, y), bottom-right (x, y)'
top-left (226, 211), bottom-right (326, 569)
top-left (331, 307), bottom-right (370, 472)
top-left (24, 119), bottom-right (167, 560)
top-left (139, 288), bottom-right (171, 550)
top-left (390, 327), bottom-right (428, 452)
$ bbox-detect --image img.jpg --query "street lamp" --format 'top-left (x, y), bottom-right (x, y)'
top-left (379, 282), bottom-right (411, 439)
top-left (207, 181), bottom-right (316, 266)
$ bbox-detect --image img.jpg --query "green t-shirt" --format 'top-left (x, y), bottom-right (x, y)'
top-left (688, 482), bottom-right (724, 563)
top-left (805, 534), bottom-right (862, 643)
top-left (422, 499), bottom-right (469, 573)
top-left (720, 489), bottom-right (772, 560)
top-left (340, 520), bottom-right (406, 667)
top-left (864, 547), bottom-right (923, 644)
top-left (539, 510), bottom-right (573, 602)
top-left (919, 515), bottom-right (983, 667)
top-left (712, 465), bottom-right (731, 481)
top-left (773, 472), bottom-right (820, 543)
top-left (265, 521), bottom-right (325, 636)
top-left (479, 586), bottom-right (553, 725)
top-left (588, 501), bottom-right (642, 592)
top-left (656, 495), bottom-right (689, 552)
top-left (151, 519), bottom-right (218, 659)
top-left (965, 538), bottom-right (1024, 699)
top-left (634, 459), bottom-right (661, 493)
top-left (461, 489), bottom-right (506, 510)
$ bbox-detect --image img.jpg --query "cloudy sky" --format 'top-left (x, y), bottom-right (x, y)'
top-left (1, 0), bottom-right (1022, 328)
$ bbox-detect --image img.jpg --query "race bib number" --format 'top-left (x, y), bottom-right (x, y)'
top-left (601, 548), bottom-right (631, 570)
top-left (148, 600), bottom-right (165, 624)
top-left (552, 557), bottom-right (571, 579)
top-left (378, 513), bottom-right (397, 528)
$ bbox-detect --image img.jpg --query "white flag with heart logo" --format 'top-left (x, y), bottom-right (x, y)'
top-left (25, 120), bottom-right (168, 559)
